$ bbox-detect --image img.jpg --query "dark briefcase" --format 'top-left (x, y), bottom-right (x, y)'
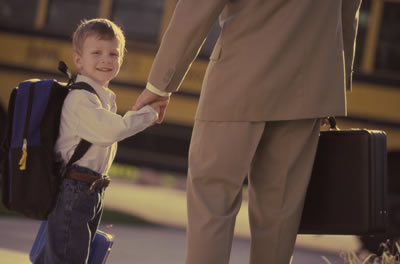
top-left (299, 118), bottom-right (388, 235)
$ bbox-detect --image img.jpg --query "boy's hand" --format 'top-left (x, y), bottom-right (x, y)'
top-left (150, 100), bottom-right (169, 118)
top-left (133, 89), bottom-right (170, 124)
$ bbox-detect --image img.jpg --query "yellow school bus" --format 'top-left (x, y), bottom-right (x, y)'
top-left (0, 0), bottom-right (399, 173)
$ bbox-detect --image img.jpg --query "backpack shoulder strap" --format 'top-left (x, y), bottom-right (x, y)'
top-left (64, 82), bottom-right (99, 170)
top-left (69, 82), bottom-right (99, 98)
top-left (64, 139), bottom-right (92, 169)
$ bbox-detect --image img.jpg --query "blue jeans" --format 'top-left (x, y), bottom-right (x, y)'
top-left (35, 166), bottom-right (105, 264)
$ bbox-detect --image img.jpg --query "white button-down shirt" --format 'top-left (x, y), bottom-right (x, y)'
top-left (55, 75), bottom-right (158, 175)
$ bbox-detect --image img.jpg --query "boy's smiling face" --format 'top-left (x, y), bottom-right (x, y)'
top-left (74, 34), bottom-right (122, 86)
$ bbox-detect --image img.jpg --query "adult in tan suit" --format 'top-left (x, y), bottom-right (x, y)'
top-left (134, 0), bottom-right (362, 263)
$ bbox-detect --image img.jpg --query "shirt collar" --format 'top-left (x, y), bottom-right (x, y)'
top-left (75, 74), bottom-right (116, 104)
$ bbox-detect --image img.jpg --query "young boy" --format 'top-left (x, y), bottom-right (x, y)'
top-left (35, 18), bottom-right (165, 263)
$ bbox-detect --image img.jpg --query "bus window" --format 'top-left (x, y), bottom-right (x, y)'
top-left (0, 0), bottom-right (38, 30)
top-left (375, 1), bottom-right (400, 75)
top-left (112, 0), bottom-right (164, 42)
top-left (44, 0), bottom-right (98, 37)
top-left (354, 0), bottom-right (371, 72)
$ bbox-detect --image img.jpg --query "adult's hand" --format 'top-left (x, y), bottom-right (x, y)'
top-left (133, 89), bottom-right (170, 124)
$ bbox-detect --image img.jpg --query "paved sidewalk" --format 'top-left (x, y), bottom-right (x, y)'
top-left (105, 178), bottom-right (361, 253)
top-left (0, 216), bottom-right (347, 264)
top-left (0, 178), bottom-right (362, 263)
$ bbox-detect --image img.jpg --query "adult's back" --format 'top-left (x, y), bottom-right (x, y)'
top-left (148, 0), bottom-right (362, 121)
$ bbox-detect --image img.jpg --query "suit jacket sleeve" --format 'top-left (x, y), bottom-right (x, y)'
top-left (148, 0), bottom-right (229, 93)
top-left (342, 0), bottom-right (362, 92)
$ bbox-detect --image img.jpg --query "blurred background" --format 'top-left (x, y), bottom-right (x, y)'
top-left (0, 0), bottom-right (399, 174)
top-left (0, 0), bottom-right (399, 263)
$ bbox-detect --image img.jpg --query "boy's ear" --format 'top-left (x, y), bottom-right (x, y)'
top-left (73, 52), bottom-right (82, 69)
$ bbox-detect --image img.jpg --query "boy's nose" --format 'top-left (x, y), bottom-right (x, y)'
top-left (100, 55), bottom-right (112, 64)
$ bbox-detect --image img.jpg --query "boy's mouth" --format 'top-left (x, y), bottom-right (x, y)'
top-left (97, 67), bottom-right (112, 72)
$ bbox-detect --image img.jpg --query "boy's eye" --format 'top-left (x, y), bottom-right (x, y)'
top-left (92, 51), bottom-right (101, 55)
top-left (110, 52), bottom-right (118, 57)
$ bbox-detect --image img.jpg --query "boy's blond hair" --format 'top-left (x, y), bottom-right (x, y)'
top-left (72, 18), bottom-right (126, 59)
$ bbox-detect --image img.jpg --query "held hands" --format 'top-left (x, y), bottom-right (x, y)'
top-left (132, 89), bottom-right (170, 124)
top-left (150, 100), bottom-right (169, 121)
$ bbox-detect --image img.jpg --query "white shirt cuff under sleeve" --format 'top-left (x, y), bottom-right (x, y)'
top-left (146, 82), bottom-right (171, 97)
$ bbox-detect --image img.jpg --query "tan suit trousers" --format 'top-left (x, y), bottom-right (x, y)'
top-left (186, 118), bottom-right (321, 264)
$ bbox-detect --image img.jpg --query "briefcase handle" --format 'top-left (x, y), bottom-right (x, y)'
top-left (324, 116), bottom-right (339, 130)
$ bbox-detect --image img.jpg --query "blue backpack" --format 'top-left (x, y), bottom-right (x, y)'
top-left (1, 62), bottom-right (96, 220)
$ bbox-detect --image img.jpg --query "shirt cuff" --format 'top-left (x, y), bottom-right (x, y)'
top-left (146, 82), bottom-right (171, 97)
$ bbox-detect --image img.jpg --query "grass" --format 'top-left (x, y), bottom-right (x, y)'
top-left (0, 202), bottom-right (23, 217)
top-left (101, 208), bottom-right (156, 226)
top-left (322, 241), bottom-right (400, 264)
top-left (0, 162), bottom-right (172, 225)
top-left (0, 196), bottom-right (156, 226)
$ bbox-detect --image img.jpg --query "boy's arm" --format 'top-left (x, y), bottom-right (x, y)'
top-left (66, 90), bottom-right (158, 146)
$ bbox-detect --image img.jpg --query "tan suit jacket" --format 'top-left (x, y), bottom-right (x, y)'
top-left (148, 0), bottom-right (361, 122)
